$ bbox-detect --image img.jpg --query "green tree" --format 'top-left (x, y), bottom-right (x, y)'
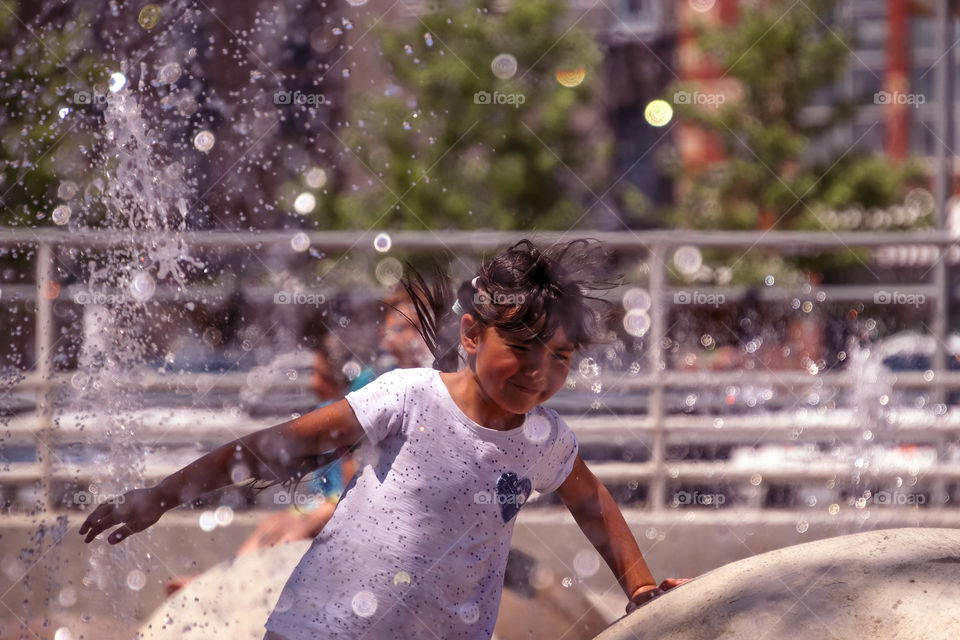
top-left (0, 3), bottom-right (103, 229)
top-left (330, 0), bottom-right (610, 231)
top-left (660, 0), bottom-right (927, 281)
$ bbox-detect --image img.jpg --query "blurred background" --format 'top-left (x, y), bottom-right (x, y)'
top-left (2, 0), bottom-right (960, 638)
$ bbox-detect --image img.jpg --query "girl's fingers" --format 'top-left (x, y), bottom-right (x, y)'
top-left (659, 577), bottom-right (692, 590)
top-left (79, 504), bottom-right (110, 535)
top-left (83, 509), bottom-right (124, 543)
top-left (108, 524), bottom-right (134, 544)
top-left (84, 518), bottom-right (116, 543)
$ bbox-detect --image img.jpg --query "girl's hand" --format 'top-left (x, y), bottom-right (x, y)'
top-left (625, 578), bottom-right (692, 614)
top-left (78, 487), bottom-right (168, 544)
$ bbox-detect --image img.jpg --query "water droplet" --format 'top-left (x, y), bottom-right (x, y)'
top-left (230, 463), bottom-right (250, 483)
top-left (291, 232), bottom-right (310, 252)
top-left (214, 506), bottom-right (234, 526)
top-left (690, 0), bottom-right (717, 12)
top-left (58, 181), bottom-right (78, 200)
top-left (403, 44), bottom-right (414, 55)
top-left (193, 130), bottom-right (215, 152)
top-left (796, 519), bottom-right (809, 533)
top-left (341, 68), bottom-right (351, 78)
top-left (578, 357), bottom-right (599, 378)
top-left (573, 549), bottom-right (600, 577)
top-left (621, 287), bottom-right (651, 311)
top-left (555, 67), bottom-right (586, 87)
top-left (126, 569), bottom-right (146, 591)
top-left (402, 121), bottom-right (411, 130)
top-left (352, 590), bottom-right (378, 617)
top-left (373, 232), bottom-right (391, 252)
top-left (342, 360), bottom-right (362, 381)
top-left (129, 272), bottom-right (156, 302)
top-left (52, 204), bottom-right (71, 225)
top-left (346, 0), bottom-right (368, 5)
top-left (491, 53), bottom-right (518, 79)
top-left (375, 257), bottom-right (403, 286)
top-left (199, 510), bottom-right (217, 532)
top-left (521, 416), bottom-right (550, 445)
top-left (58, 587), bottom-right (78, 607)
top-left (644, 99), bottom-right (673, 126)
top-left (294, 192), bottom-right (316, 215)
top-left (424, 33), bottom-right (434, 47)
top-left (58, 107), bottom-right (71, 119)
top-left (457, 603), bottom-right (480, 624)
top-left (138, 4), bottom-right (162, 29)
top-left (305, 167), bottom-right (327, 188)
top-left (54, 628), bottom-right (74, 640)
top-left (622, 309), bottom-right (650, 338)
top-left (393, 571), bottom-right (411, 586)
top-left (750, 474), bottom-right (762, 486)
top-left (158, 62), bottom-right (182, 85)
top-left (109, 72), bottom-right (127, 93)
top-left (764, 275), bottom-right (775, 286)
top-left (673, 246), bottom-right (702, 275)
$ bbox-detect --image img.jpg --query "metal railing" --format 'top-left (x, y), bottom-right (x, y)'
top-left (2, 228), bottom-right (959, 517)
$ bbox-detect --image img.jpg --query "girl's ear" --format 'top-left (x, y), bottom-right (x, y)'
top-left (460, 313), bottom-right (484, 355)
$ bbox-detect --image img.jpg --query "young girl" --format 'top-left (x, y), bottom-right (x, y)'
top-left (78, 238), bottom-right (689, 639)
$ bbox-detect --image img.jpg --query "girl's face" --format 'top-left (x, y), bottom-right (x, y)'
top-left (381, 305), bottom-right (433, 368)
top-left (462, 313), bottom-right (575, 417)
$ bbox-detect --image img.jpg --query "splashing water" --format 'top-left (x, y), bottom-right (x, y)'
top-left (73, 86), bottom-right (205, 599)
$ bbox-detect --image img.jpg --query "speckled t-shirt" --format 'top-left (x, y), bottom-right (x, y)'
top-left (263, 366), bottom-right (578, 640)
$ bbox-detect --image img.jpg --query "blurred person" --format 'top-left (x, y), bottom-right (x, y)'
top-left (378, 285), bottom-right (437, 370)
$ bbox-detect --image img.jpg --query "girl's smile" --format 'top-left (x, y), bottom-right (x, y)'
top-left (441, 312), bottom-right (574, 431)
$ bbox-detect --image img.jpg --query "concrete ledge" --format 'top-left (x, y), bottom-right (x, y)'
top-left (594, 527), bottom-right (960, 640)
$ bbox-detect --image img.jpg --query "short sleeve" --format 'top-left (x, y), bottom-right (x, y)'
top-left (535, 412), bottom-right (579, 494)
top-left (343, 368), bottom-right (408, 446)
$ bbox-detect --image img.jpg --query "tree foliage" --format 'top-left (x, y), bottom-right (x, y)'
top-left (330, 0), bottom-right (609, 231)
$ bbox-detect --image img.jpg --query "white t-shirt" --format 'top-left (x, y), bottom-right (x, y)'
top-left (263, 366), bottom-right (579, 640)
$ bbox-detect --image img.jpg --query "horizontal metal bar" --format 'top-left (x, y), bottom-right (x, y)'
top-left (3, 227), bottom-right (960, 249)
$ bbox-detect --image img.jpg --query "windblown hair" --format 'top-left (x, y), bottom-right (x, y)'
top-left (396, 238), bottom-right (623, 372)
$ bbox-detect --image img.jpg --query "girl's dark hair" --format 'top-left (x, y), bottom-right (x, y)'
top-left (396, 238), bottom-right (623, 372)
top-left (237, 443), bottom-right (360, 512)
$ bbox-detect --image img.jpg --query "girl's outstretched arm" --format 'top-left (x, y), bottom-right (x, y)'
top-left (554, 454), bottom-right (691, 611)
top-left (78, 399), bottom-right (365, 545)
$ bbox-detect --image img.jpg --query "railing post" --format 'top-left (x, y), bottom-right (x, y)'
top-left (34, 242), bottom-right (56, 514)
top-left (931, 0), bottom-right (956, 507)
top-left (647, 242), bottom-right (667, 512)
